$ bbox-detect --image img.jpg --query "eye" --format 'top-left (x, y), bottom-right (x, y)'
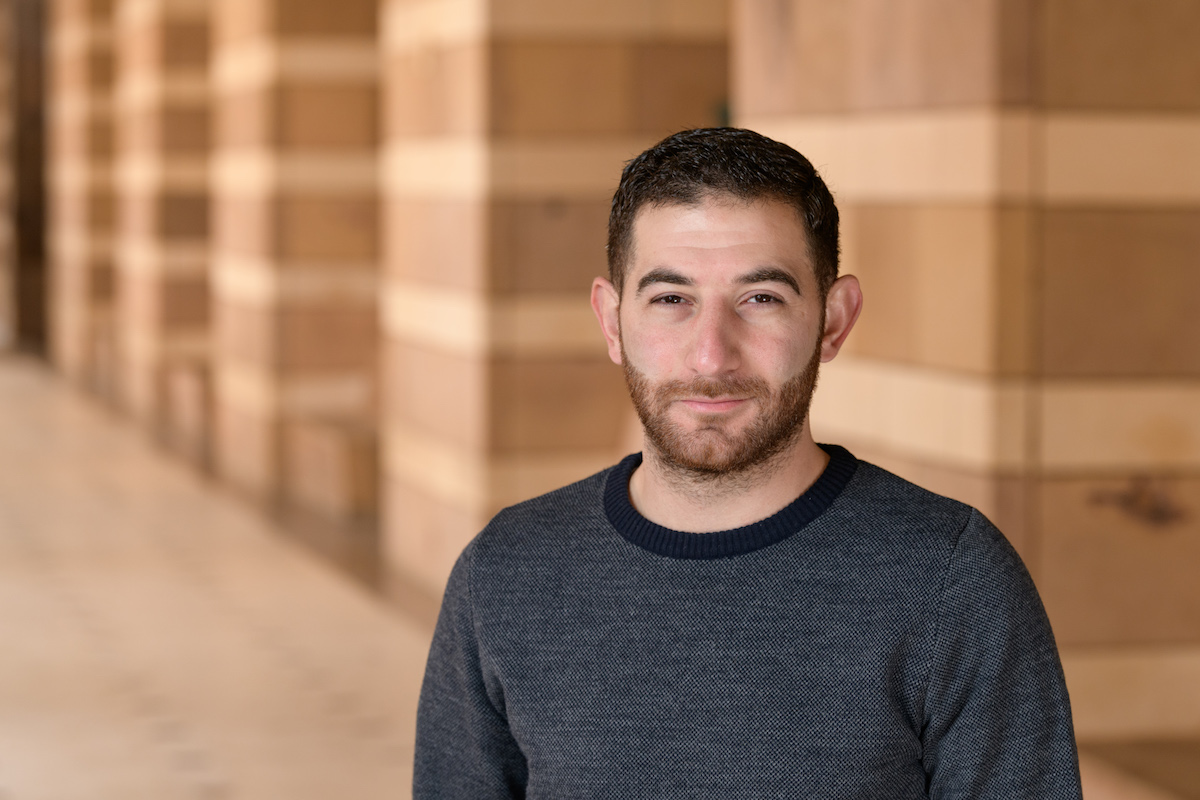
top-left (746, 293), bottom-right (781, 304)
top-left (651, 294), bottom-right (687, 305)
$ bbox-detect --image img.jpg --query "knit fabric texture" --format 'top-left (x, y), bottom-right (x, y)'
top-left (414, 446), bottom-right (1083, 799)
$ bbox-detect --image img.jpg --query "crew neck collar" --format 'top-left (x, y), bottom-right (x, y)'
top-left (603, 444), bottom-right (857, 560)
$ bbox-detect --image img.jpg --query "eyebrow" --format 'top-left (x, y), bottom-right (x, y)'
top-left (737, 267), bottom-right (802, 296)
top-left (635, 268), bottom-right (693, 295)
top-left (635, 266), bottom-right (802, 296)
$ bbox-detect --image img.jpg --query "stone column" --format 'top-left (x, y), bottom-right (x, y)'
top-left (380, 0), bottom-right (729, 595)
top-left (47, 0), bottom-right (117, 394)
top-left (735, 0), bottom-right (1200, 649)
top-left (210, 0), bottom-right (379, 511)
top-left (113, 0), bottom-right (209, 459)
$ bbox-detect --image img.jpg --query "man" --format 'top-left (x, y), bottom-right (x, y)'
top-left (414, 128), bottom-right (1082, 798)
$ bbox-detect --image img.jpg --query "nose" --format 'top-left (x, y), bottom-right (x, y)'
top-left (685, 303), bottom-right (741, 377)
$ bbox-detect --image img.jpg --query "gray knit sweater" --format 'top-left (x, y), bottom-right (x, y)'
top-left (414, 446), bottom-right (1082, 798)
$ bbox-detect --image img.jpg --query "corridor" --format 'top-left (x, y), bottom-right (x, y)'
top-left (0, 356), bottom-right (431, 799)
top-left (1, 0), bottom-right (1198, 796)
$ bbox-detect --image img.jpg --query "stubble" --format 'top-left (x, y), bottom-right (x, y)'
top-left (622, 337), bottom-right (822, 490)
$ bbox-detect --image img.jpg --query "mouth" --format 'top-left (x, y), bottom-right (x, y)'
top-left (677, 397), bottom-right (750, 414)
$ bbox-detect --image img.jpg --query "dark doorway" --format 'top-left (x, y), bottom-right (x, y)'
top-left (11, 0), bottom-right (46, 354)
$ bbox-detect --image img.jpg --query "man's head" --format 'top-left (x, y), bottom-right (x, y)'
top-left (607, 127), bottom-right (840, 301)
top-left (591, 128), bottom-right (861, 484)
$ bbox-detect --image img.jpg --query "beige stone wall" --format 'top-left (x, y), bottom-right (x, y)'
top-left (379, 0), bottom-right (730, 595)
top-left (209, 0), bottom-right (380, 512)
top-left (734, 0), bottom-right (1200, 743)
top-left (112, 0), bottom-right (210, 457)
top-left (47, 0), bottom-right (117, 394)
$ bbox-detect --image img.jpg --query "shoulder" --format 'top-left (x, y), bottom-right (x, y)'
top-left (829, 456), bottom-right (1026, 598)
top-left (461, 459), bottom-right (624, 580)
top-left (444, 461), bottom-right (630, 642)
top-left (841, 458), bottom-right (977, 536)
top-left (831, 456), bottom-right (1059, 684)
top-left (831, 458), bottom-right (984, 559)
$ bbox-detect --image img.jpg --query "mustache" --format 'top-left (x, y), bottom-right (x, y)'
top-left (652, 375), bottom-right (771, 401)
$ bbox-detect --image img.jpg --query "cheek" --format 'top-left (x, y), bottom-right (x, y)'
top-left (619, 320), bottom-right (675, 369)
top-left (754, 331), bottom-right (818, 379)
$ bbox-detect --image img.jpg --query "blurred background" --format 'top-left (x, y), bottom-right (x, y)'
top-left (0, 0), bottom-right (1197, 797)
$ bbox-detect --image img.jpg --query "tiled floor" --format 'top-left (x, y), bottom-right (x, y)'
top-left (2, 354), bottom-right (1198, 799)
top-left (0, 356), bottom-right (432, 799)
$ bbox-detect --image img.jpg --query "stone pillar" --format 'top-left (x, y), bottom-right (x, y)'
top-left (380, 0), bottom-right (729, 595)
top-left (210, 0), bottom-right (379, 511)
top-left (47, 0), bottom-right (117, 393)
top-left (736, 0), bottom-right (1200, 646)
top-left (113, 0), bottom-right (209, 458)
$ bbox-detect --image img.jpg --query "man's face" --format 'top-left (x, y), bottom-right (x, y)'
top-left (606, 195), bottom-right (829, 478)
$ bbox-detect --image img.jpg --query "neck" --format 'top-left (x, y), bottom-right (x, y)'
top-left (628, 428), bottom-right (830, 533)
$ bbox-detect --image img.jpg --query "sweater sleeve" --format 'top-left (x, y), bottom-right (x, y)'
top-left (413, 544), bottom-right (528, 799)
top-left (921, 510), bottom-right (1083, 799)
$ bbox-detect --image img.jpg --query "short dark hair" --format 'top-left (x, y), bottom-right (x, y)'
top-left (607, 127), bottom-right (839, 298)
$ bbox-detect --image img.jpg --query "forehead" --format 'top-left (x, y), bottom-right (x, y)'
top-left (627, 196), bottom-right (812, 280)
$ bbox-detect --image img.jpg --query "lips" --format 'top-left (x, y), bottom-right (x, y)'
top-left (677, 397), bottom-right (750, 414)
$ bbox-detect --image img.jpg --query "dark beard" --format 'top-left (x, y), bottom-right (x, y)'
top-left (622, 339), bottom-right (822, 483)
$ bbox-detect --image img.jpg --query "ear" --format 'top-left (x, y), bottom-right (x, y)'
top-left (819, 275), bottom-right (863, 363)
top-left (591, 276), bottom-right (623, 365)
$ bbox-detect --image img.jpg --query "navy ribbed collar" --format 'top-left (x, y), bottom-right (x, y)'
top-left (603, 444), bottom-right (857, 560)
